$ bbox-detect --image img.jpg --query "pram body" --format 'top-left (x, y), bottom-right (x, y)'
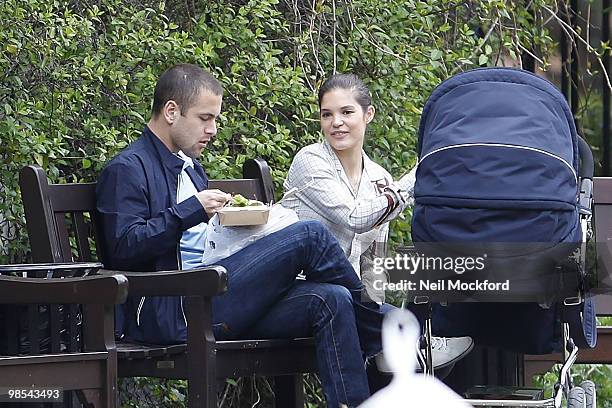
top-left (413, 68), bottom-right (581, 244)
top-left (410, 67), bottom-right (597, 408)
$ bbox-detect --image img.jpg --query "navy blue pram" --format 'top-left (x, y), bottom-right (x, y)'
top-left (413, 68), bottom-right (581, 245)
top-left (410, 68), bottom-right (596, 407)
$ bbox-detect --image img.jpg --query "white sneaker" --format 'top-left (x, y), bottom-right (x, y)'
top-left (430, 336), bottom-right (474, 369)
top-left (375, 336), bottom-right (473, 373)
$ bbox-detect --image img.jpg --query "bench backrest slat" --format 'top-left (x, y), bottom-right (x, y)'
top-left (54, 212), bottom-right (73, 262)
top-left (50, 305), bottom-right (61, 353)
top-left (209, 179), bottom-right (265, 202)
top-left (72, 212), bottom-right (93, 262)
top-left (3, 306), bottom-right (20, 355)
top-left (27, 306), bottom-right (40, 355)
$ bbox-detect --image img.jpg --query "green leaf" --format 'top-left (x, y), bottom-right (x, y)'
top-left (34, 154), bottom-right (44, 166)
top-left (64, 26), bottom-right (76, 37)
top-left (6, 44), bottom-right (18, 54)
top-left (430, 49), bottom-right (443, 61)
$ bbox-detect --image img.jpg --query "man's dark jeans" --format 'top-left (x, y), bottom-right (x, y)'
top-left (211, 220), bottom-right (384, 407)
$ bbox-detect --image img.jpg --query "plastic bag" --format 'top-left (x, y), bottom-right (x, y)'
top-left (201, 204), bottom-right (300, 266)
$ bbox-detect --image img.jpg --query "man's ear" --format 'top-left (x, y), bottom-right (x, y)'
top-left (365, 105), bottom-right (375, 124)
top-left (163, 100), bottom-right (180, 124)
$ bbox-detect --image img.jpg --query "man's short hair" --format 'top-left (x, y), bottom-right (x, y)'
top-left (151, 64), bottom-right (223, 117)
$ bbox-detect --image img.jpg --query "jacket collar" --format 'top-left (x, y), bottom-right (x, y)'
top-left (143, 126), bottom-right (185, 176)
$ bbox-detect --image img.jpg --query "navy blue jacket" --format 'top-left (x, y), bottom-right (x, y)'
top-left (96, 127), bottom-right (209, 344)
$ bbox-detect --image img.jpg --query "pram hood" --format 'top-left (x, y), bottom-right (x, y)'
top-left (416, 67), bottom-right (580, 212)
top-left (411, 69), bottom-right (595, 353)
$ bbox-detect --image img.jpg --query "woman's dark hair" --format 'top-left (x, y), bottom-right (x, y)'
top-left (151, 64), bottom-right (223, 117)
top-left (317, 73), bottom-right (372, 112)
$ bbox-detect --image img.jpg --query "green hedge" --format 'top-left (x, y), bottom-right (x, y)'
top-left (1, 0), bottom-right (570, 262)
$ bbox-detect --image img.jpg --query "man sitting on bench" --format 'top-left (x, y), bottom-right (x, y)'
top-left (96, 63), bottom-right (386, 408)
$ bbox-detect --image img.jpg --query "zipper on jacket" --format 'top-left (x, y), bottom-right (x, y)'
top-left (180, 297), bottom-right (187, 329)
top-left (136, 297), bottom-right (146, 326)
top-left (176, 171), bottom-right (189, 330)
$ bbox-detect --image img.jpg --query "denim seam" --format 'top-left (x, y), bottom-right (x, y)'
top-left (305, 228), bottom-right (326, 272)
top-left (283, 292), bottom-right (350, 405)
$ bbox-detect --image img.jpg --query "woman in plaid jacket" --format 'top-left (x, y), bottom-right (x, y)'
top-left (283, 73), bottom-right (473, 383)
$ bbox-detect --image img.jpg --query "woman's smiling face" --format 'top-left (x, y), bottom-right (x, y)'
top-left (319, 87), bottom-right (374, 153)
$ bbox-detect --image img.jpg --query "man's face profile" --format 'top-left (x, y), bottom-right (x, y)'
top-left (169, 89), bottom-right (223, 158)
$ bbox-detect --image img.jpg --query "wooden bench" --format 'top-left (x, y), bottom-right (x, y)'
top-left (19, 158), bottom-right (317, 408)
top-left (523, 176), bottom-right (612, 384)
top-left (0, 263), bottom-right (128, 407)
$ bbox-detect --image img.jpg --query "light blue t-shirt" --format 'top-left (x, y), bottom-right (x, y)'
top-left (176, 151), bottom-right (207, 269)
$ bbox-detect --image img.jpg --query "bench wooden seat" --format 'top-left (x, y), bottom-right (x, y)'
top-left (117, 342), bottom-right (186, 359)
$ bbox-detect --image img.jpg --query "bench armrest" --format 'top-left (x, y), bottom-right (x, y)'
top-left (98, 266), bottom-right (228, 298)
top-left (0, 273), bottom-right (128, 305)
top-left (0, 262), bottom-right (103, 278)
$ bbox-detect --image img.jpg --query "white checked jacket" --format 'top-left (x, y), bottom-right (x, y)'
top-left (282, 141), bottom-right (416, 282)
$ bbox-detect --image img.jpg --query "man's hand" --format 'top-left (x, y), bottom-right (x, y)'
top-left (195, 189), bottom-right (232, 215)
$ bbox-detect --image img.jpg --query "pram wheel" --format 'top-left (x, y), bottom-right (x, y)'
top-left (579, 381), bottom-right (596, 408)
top-left (567, 386), bottom-right (586, 408)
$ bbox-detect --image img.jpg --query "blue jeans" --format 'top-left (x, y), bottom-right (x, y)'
top-left (211, 220), bottom-right (384, 407)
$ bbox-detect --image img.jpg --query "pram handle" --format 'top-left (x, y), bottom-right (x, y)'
top-left (577, 135), bottom-right (594, 180)
top-left (577, 136), bottom-right (593, 219)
